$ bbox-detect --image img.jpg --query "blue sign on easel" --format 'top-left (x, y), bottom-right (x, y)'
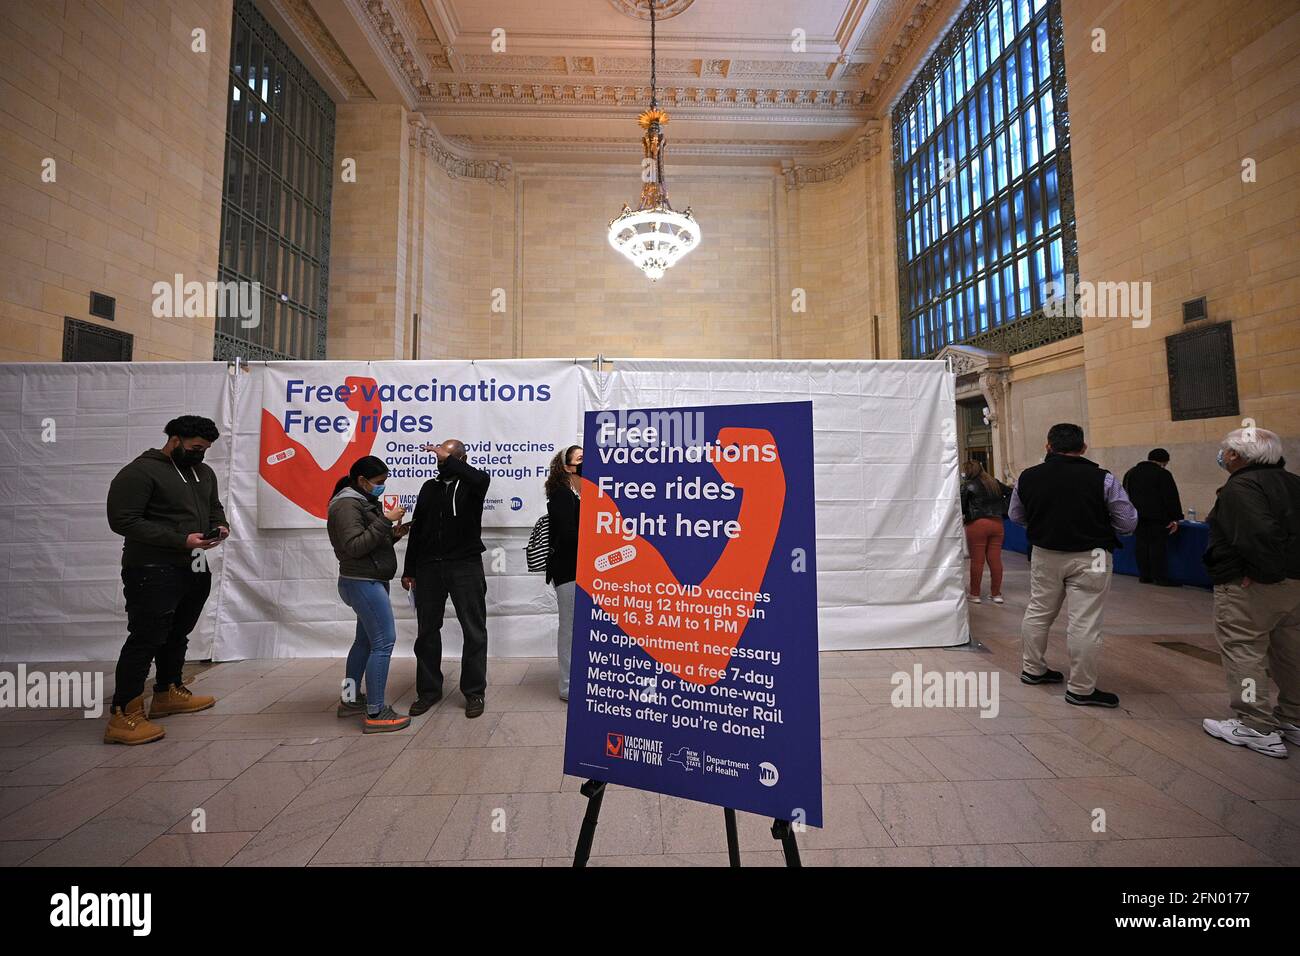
top-left (562, 401), bottom-right (822, 861)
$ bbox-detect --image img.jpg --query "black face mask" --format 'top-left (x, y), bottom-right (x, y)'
top-left (573, 463), bottom-right (582, 477)
top-left (172, 445), bottom-right (205, 468)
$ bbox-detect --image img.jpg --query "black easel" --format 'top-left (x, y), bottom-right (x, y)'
top-left (573, 780), bottom-right (802, 867)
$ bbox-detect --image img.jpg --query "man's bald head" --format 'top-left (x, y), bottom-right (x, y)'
top-left (442, 439), bottom-right (466, 459)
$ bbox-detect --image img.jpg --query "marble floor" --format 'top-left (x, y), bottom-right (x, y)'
top-left (1, 552), bottom-right (1297, 867)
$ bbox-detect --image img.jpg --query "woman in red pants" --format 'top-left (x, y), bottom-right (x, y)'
top-left (960, 460), bottom-right (1011, 604)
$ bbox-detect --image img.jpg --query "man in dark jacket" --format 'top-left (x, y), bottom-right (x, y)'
top-left (1201, 426), bottom-right (1300, 759)
top-left (1123, 448), bottom-right (1184, 585)
top-left (401, 439), bottom-right (491, 718)
top-left (1008, 423), bottom-right (1138, 708)
top-left (103, 415), bottom-right (228, 745)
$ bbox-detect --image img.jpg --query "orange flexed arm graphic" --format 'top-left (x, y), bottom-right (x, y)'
top-left (576, 427), bottom-right (785, 685)
top-left (259, 375), bottom-right (382, 520)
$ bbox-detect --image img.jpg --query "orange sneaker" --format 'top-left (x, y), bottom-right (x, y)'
top-left (363, 706), bottom-right (411, 734)
top-left (149, 683), bottom-right (216, 717)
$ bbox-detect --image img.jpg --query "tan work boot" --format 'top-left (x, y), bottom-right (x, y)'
top-left (104, 696), bottom-right (166, 745)
top-left (149, 683), bottom-right (216, 717)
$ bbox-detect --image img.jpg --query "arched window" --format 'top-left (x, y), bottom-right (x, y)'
top-left (216, 0), bottom-right (334, 360)
top-left (893, 0), bottom-right (1078, 359)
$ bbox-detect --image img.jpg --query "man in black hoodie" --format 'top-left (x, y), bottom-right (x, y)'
top-left (103, 415), bottom-right (228, 744)
top-left (401, 439), bottom-right (491, 718)
top-left (1122, 448), bottom-right (1184, 585)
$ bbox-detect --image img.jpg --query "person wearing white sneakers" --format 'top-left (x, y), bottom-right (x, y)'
top-left (1201, 427), bottom-right (1300, 759)
top-left (960, 460), bottom-right (1010, 605)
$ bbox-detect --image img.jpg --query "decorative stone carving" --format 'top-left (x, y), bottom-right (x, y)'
top-left (862, 0), bottom-right (945, 107)
top-left (408, 117), bottom-right (512, 185)
top-left (607, 0), bottom-right (696, 21)
top-left (936, 345), bottom-right (1015, 479)
top-left (783, 123), bottom-right (883, 189)
top-left (354, 0), bottom-right (434, 98)
top-left (272, 0), bottom-right (374, 99)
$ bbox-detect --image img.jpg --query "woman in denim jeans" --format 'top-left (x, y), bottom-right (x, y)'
top-left (326, 456), bottom-right (411, 733)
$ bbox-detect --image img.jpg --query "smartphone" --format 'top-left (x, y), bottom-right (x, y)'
top-left (201, 528), bottom-right (222, 540)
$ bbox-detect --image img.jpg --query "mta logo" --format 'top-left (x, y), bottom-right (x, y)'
top-left (510, 497), bottom-right (523, 511)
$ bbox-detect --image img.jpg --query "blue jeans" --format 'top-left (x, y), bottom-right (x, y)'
top-left (338, 577), bottom-right (397, 715)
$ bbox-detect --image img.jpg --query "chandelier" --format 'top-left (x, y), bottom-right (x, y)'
top-left (607, 0), bottom-right (701, 280)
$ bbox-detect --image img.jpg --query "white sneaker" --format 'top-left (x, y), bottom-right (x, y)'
top-left (1279, 722), bottom-right (1300, 746)
top-left (968, 595), bottom-right (981, 604)
top-left (991, 595), bottom-right (1005, 604)
top-left (1202, 718), bottom-right (1288, 758)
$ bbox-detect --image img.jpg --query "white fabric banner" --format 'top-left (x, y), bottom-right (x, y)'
top-left (600, 360), bottom-right (967, 650)
top-left (256, 360), bottom-right (582, 528)
top-left (0, 358), bottom-right (964, 662)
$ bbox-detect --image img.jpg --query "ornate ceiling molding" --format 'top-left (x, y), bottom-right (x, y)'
top-left (782, 121), bottom-right (883, 189)
top-left (305, 0), bottom-right (957, 168)
top-left (268, 0), bottom-right (374, 99)
top-left (862, 0), bottom-right (946, 107)
top-left (351, 0), bottom-right (435, 101)
top-left (422, 82), bottom-right (868, 111)
top-left (448, 54), bottom-right (849, 80)
top-left (607, 0), bottom-right (697, 22)
top-left (408, 116), bottom-right (512, 185)
top-left (446, 133), bottom-right (845, 160)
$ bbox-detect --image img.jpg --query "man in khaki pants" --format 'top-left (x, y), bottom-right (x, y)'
top-left (1008, 424), bottom-right (1138, 707)
top-left (1201, 426), bottom-right (1300, 759)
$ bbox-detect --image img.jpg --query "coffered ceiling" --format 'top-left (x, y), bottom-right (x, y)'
top-left (260, 0), bottom-right (948, 166)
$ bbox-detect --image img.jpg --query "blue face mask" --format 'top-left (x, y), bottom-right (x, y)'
top-left (1216, 450), bottom-right (1227, 471)
top-left (367, 482), bottom-right (386, 497)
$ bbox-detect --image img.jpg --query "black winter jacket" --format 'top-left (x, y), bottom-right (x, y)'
top-left (1203, 461), bottom-right (1300, 585)
top-left (546, 487), bottom-right (580, 586)
top-left (403, 455), bottom-right (491, 575)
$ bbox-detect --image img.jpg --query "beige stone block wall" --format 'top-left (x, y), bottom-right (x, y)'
top-left (1064, 0), bottom-right (1300, 513)
top-left (415, 157), bottom-right (511, 360)
top-left (326, 102), bottom-right (408, 360)
top-left (513, 166), bottom-right (779, 360)
top-left (0, 0), bottom-right (233, 361)
top-left (781, 167), bottom-right (870, 358)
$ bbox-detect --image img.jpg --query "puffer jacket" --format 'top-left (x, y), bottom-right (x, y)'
top-left (326, 487), bottom-right (398, 581)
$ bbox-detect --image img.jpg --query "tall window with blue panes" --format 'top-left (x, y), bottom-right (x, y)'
top-left (893, 0), bottom-right (1078, 359)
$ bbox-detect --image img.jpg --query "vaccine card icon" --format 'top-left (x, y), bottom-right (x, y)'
top-left (594, 545), bottom-right (637, 572)
top-left (265, 448), bottom-right (296, 466)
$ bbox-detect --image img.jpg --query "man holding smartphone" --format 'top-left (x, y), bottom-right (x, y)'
top-left (104, 415), bottom-right (230, 744)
